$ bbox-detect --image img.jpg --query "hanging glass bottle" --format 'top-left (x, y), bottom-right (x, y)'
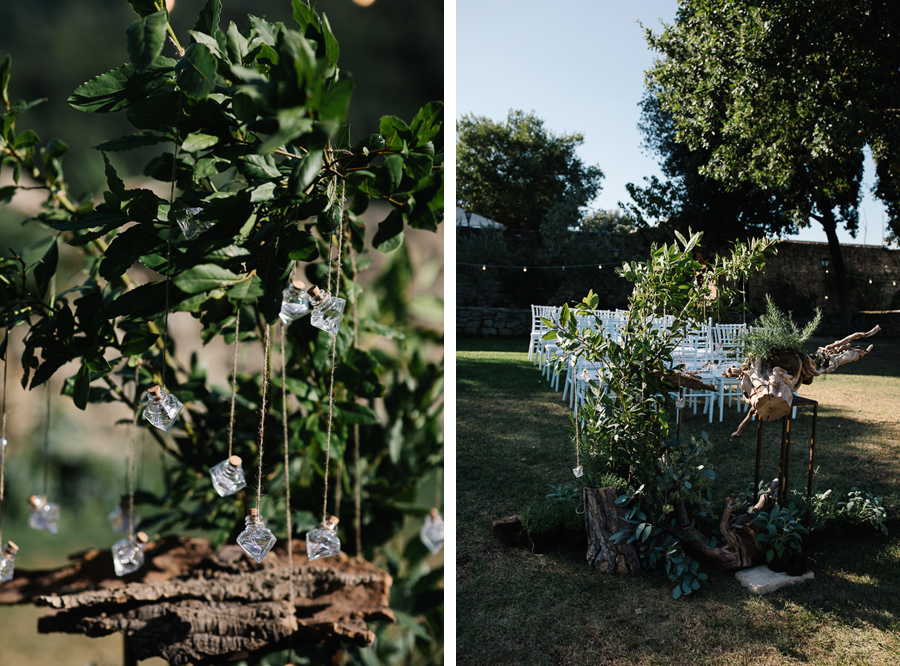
top-left (306, 515), bottom-right (341, 561)
top-left (174, 205), bottom-right (209, 240)
top-left (111, 531), bottom-right (148, 577)
top-left (143, 385), bottom-right (183, 432)
top-left (209, 455), bottom-right (247, 497)
top-left (237, 508), bottom-right (277, 563)
top-left (0, 541), bottom-right (18, 583)
top-left (279, 280), bottom-right (311, 324)
top-left (307, 286), bottom-right (346, 336)
top-left (420, 508), bottom-right (444, 555)
top-left (28, 495), bottom-right (60, 534)
top-left (108, 497), bottom-right (140, 535)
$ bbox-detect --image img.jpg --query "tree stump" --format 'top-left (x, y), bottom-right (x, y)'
top-left (0, 536), bottom-right (393, 664)
top-left (584, 487), bottom-right (640, 574)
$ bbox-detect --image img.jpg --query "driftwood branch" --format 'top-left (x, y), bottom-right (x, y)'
top-left (0, 537), bottom-right (393, 665)
top-left (730, 326), bottom-right (879, 437)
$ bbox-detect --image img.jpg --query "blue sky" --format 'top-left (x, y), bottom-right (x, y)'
top-left (455, 0), bottom-right (888, 246)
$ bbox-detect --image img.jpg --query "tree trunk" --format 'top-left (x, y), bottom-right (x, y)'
top-left (583, 487), bottom-right (640, 574)
top-left (820, 207), bottom-right (852, 333)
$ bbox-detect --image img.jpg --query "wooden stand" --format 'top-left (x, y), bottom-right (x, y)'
top-left (753, 395), bottom-right (818, 510)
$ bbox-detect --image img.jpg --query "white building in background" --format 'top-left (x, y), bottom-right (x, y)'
top-left (456, 207), bottom-right (505, 230)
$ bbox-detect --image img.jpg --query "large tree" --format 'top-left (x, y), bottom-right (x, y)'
top-left (645, 0), bottom-right (900, 331)
top-left (625, 90), bottom-right (790, 251)
top-left (456, 110), bottom-right (603, 230)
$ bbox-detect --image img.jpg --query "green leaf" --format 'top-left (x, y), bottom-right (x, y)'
top-left (193, 0), bottom-right (222, 39)
top-left (99, 224), bottom-right (160, 281)
top-left (126, 11), bottom-right (168, 72)
top-left (409, 101), bottom-right (442, 146)
top-left (73, 363), bottom-right (91, 410)
top-left (172, 264), bottom-right (241, 294)
top-left (335, 401), bottom-right (379, 425)
top-left (182, 131), bottom-right (219, 152)
top-left (175, 43), bottom-right (218, 100)
top-left (241, 154), bottom-right (281, 180)
top-left (226, 275), bottom-right (263, 302)
top-left (372, 209), bottom-right (404, 253)
top-left (68, 58), bottom-right (174, 113)
top-left (283, 226), bottom-right (318, 261)
top-left (320, 78), bottom-right (352, 122)
top-left (101, 281), bottom-right (168, 319)
top-left (34, 238), bottom-right (59, 299)
top-left (121, 327), bottom-right (159, 356)
top-left (380, 115), bottom-right (410, 150)
top-left (127, 0), bottom-right (158, 18)
top-left (95, 131), bottom-right (169, 152)
top-left (381, 153), bottom-right (404, 191)
top-left (289, 149), bottom-right (323, 193)
top-left (0, 55), bottom-right (10, 110)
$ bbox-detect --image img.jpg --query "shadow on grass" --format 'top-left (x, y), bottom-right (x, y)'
top-left (458, 341), bottom-right (900, 665)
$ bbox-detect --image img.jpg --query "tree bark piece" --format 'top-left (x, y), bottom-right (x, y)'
top-left (584, 487), bottom-right (640, 574)
top-left (0, 537), bottom-right (393, 665)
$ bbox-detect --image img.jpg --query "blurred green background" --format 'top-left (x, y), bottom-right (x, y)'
top-left (0, 1), bottom-right (443, 663)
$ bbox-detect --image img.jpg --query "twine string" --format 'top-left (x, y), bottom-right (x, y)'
top-left (351, 255), bottom-right (362, 556)
top-left (42, 381), bottom-right (51, 499)
top-left (256, 325), bottom-right (272, 511)
top-left (321, 179), bottom-right (345, 523)
top-left (228, 311), bottom-right (241, 459)
top-left (129, 364), bottom-right (140, 540)
top-left (161, 96), bottom-right (182, 390)
top-left (0, 354), bottom-right (8, 544)
top-left (280, 324), bottom-right (295, 659)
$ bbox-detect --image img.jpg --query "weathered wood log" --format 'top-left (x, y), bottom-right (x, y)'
top-left (0, 536), bottom-right (393, 665)
top-left (583, 487), bottom-right (640, 574)
top-left (730, 326), bottom-right (879, 438)
top-left (681, 479), bottom-right (778, 569)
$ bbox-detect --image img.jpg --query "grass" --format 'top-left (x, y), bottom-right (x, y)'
top-left (457, 336), bottom-right (900, 665)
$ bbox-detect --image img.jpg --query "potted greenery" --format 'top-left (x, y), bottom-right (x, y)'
top-left (839, 488), bottom-right (889, 538)
top-left (753, 503), bottom-right (810, 575)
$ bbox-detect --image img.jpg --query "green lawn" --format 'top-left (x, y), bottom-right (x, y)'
top-left (457, 337), bottom-right (900, 665)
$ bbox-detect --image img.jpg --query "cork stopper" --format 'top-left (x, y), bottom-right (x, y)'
top-left (291, 279), bottom-right (306, 290)
top-left (249, 507), bottom-right (260, 517)
top-left (135, 531), bottom-right (149, 544)
top-left (5, 541), bottom-right (19, 554)
top-left (28, 495), bottom-right (43, 509)
top-left (325, 515), bottom-right (340, 528)
top-left (228, 455), bottom-right (242, 467)
top-left (148, 385), bottom-right (162, 396)
top-left (307, 285), bottom-right (323, 302)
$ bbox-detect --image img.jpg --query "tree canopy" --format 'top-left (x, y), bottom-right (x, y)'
top-left (645, 0), bottom-right (900, 329)
top-left (456, 110), bottom-right (603, 230)
top-left (625, 90), bottom-right (790, 250)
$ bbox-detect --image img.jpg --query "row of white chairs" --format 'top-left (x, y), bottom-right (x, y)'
top-left (528, 305), bottom-right (750, 424)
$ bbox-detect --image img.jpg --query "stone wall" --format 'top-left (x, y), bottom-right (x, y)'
top-left (457, 306), bottom-right (531, 338)
top-left (456, 239), bottom-right (900, 338)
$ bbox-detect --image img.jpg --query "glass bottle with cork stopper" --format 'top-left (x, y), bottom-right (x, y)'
top-left (237, 507), bottom-right (277, 563)
top-left (142, 384), bottom-right (184, 432)
top-left (28, 494), bottom-right (60, 534)
top-left (306, 515), bottom-right (341, 561)
top-left (111, 531), bottom-right (149, 577)
top-left (0, 541), bottom-right (19, 583)
top-left (307, 286), bottom-right (346, 336)
top-left (209, 454), bottom-right (247, 497)
top-left (279, 280), bottom-right (311, 324)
